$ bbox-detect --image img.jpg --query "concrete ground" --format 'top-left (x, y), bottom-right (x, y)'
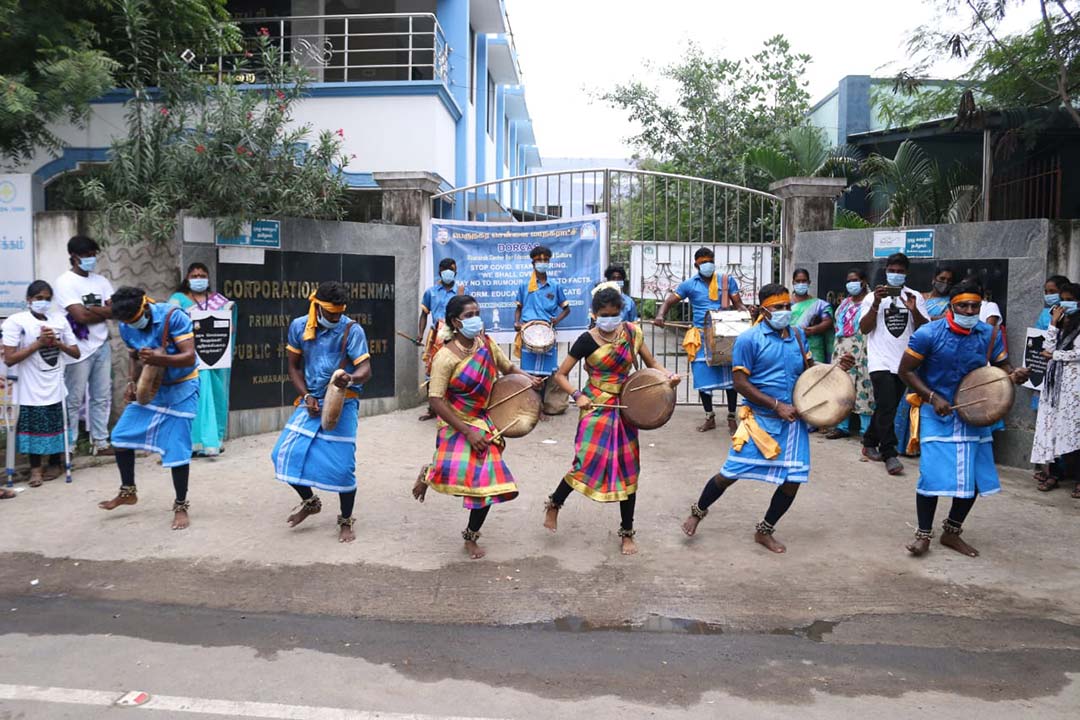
top-left (1, 406), bottom-right (1079, 717)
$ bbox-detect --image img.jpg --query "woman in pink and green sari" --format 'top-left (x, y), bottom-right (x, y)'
top-left (412, 294), bottom-right (540, 559)
top-left (168, 263), bottom-right (235, 457)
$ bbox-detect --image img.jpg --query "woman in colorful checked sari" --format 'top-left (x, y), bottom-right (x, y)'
top-left (544, 288), bottom-right (680, 555)
top-left (899, 281), bottom-right (1029, 558)
top-left (826, 268), bottom-right (875, 440)
top-left (272, 281), bottom-right (371, 544)
top-left (412, 294), bottom-right (541, 560)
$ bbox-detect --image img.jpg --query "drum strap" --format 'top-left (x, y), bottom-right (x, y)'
top-left (793, 328), bottom-right (811, 371)
top-left (338, 320), bottom-right (357, 370)
top-left (720, 274), bottom-right (730, 310)
top-left (158, 307), bottom-right (189, 386)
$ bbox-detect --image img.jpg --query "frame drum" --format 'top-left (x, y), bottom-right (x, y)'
top-left (792, 364), bottom-right (855, 427)
top-left (135, 365), bottom-right (164, 405)
top-left (487, 373), bottom-right (541, 438)
top-left (521, 320), bottom-right (556, 354)
top-left (621, 368), bottom-right (676, 430)
top-left (952, 365), bottom-right (1014, 427)
top-left (321, 369), bottom-right (349, 431)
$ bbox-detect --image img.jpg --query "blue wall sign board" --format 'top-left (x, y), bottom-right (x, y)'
top-left (217, 219), bottom-right (281, 249)
top-left (872, 229), bottom-right (935, 258)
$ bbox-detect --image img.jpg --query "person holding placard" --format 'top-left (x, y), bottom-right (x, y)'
top-left (169, 263), bottom-right (235, 457)
top-left (1031, 275), bottom-right (1069, 490)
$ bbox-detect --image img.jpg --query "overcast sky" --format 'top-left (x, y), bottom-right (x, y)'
top-left (504, 0), bottom-right (1042, 161)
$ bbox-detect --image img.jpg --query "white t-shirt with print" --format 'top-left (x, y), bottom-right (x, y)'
top-left (1, 310), bottom-right (77, 406)
top-left (52, 269), bottom-right (114, 363)
top-left (979, 301), bottom-right (1002, 323)
top-left (860, 287), bottom-right (930, 374)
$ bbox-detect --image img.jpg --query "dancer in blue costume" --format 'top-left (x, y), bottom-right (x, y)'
top-left (899, 281), bottom-right (1029, 557)
top-left (272, 281), bottom-right (372, 544)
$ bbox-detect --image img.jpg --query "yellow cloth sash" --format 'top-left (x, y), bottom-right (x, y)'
top-left (682, 327), bottom-right (702, 364)
top-left (905, 392), bottom-right (922, 456)
top-left (708, 272), bottom-right (719, 301)
top-left (730, 405), bottom-right (781, 459)
top-left (527, 271), bottom-right (539, 292)
top-left (303, 292), bottom-right (347, 341)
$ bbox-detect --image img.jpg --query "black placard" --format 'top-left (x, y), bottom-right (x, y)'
top-left (218, 251), bottom-right (396, 410)
top-left (193, 313), bottom-right (232, 368)
top-left (1023, 330), bottom-right (1049, 389)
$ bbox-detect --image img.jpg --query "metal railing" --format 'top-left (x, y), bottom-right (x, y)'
top-left (219, 13), bottom-right (449, 85)
top-left (432, 168), bottom-right (785, 404)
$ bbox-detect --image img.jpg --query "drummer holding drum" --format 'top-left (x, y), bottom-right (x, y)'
top-left (514, 245), bottom-right (570, 385)
top-left (899, 281), bottom-right (1028, 558)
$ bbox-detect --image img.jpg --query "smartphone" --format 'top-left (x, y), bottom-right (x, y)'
top-left (885, 286), bottom-right (902, 298)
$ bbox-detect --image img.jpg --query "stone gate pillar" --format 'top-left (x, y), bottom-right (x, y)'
top-left (768, 177), bottom-right (847, 276)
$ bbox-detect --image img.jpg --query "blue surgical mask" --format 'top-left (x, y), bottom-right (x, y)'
top-left (459, 316), bottom-right (484, 338)
top-left (846, 281), bottom-right (863, 296)
top-left (697, 262), bottom-right (716, 278)
top-left (29, 300), bottom-right (51, 315)
top-left (533, 262), bottom-right (550, 274)
top-left (1045, 293), bottom-right (1060, 307)
top-left (440, 269), bottom-right (456, 284)
top-left (317, 312), bottom-right (338, 329)
top-left (189, 278), bottom-right (209, 292)
top-left (793, 282), bottom-right (810, 295)
top-left (1061, 300), bottom-right (1079, 315)
top-left (766, 309), bottom-right (792, 330)
top-left (128, 314), bottom-right (150, 331)
top-left (595, 316), bottom-right (621, 333)
top-left (886, 272), bottom-right (906, 287)
top-left (78, 256), bottom-right (97, 273)
top-left (952, 312), bottom-right (979, 329)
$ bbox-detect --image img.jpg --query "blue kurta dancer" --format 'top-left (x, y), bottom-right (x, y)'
top-left (272, 316), bottom-right (370, 493)
top-left (673, 274), bottom-right (740, 392)
top-left (516, 275), bottom-right (569, 375)
top-left (112, 303), bottom-right (200, 468)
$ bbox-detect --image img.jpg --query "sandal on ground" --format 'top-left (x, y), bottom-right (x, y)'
top-left (0, 488), bottom-right (16, 499)
top-left (28, 471), bottom-right (43, 488)
top-left (1037, 475), bottom-right (1060, 492)
top-left (1072, 483), bottom-right (1080, 499)
top-left (824, 429), bottom-right (850, 440)
top-left (1033, 469), bottom-right (1049, 484)
top-left (418, 409), bottom-right (437, 421)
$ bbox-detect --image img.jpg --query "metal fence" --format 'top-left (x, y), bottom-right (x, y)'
top-left (215, 13), bottom-right (449, 85)
top-left (432, 168), bottom-right (784, 404)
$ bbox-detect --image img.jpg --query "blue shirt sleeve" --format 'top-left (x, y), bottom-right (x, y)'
top-left (554, 282), bottom-right (568, 307)
top-left (728, 275), bottom-right (740, 296)
top-left (347, 323), bottom-right (370, 366)
top-left (624, 295), bottom-right (639, 321)
top-left (287, 317), bottom-right (304, 352)
top-left (907, 323), bottom-right (934, 361)
top-left (421, 287), bottom-right (433, 313)
top-left (169, 306), bottom-right (194, 341)
top-left (516, 281), bottom-right (527, 307)
top-left (731, 327), bottom-right (757, 375)
top-left (674, 279), bottom-right (693, 299)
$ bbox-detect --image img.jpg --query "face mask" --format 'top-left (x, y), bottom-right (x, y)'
top-left (440, 269), bottom-right (456, 284)
top-left (846, 281), bottom-right (863, 296)
top-left (317, 311), bottom-right (338, 329)
top-left (766, 309), bottom-right (792, 330)
top-left (533, 262), bottom-right (550, 274)
top-left (1045, 293), bottom-right (1060, 307)
top-left (29, 300), bottom-right (51, 314)
top-left (1061, 300), bottom-right (1079, 315)
top-left (793, 282), bottom-right (810, 295)
top-left (77, 256), bottom-right (97, 273)
top-left (952, 311), bottom-right (979, 329)
top-left (459, 316), bottom-right (484, 338)
top-left (128, 314), bottom-right (150, 331)
top-left (697, 262), bottom-right (716, 278)
top-left (933, 281), bottom-right (951, 295)
top-left (886, 272), bottom-right (906, 287)
top-left (189, 278), bottom-right (209, 292)
top-left (595, 316), bottom-right (621, 333)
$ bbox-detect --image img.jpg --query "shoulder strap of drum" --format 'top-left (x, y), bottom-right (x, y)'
top-left (161, 306), bottom-right (178, 347)
top-left (794, 327), bottom-right (811, 372)
top-left (627, 322), bottom-right (642, 369)
top-left (339, 320), bottom-right (355, 370)
top-left (721, 273), bottom-right (730, 309)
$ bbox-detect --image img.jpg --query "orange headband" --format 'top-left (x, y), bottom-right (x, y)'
top-left (303, 292), bottom-right (347, 341)
top-left (761, 292), bottom-right (791, 308)
top-left (951, 293), bottom-right (982, 304)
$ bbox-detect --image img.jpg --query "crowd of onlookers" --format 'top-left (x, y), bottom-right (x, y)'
top-left (1, 235), bottom-right (234, 497)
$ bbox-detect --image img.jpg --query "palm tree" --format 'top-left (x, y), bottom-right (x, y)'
top-left (747, 126), bottom-right (861, 181)
top-left (858, 140), bottom-right (980, 226)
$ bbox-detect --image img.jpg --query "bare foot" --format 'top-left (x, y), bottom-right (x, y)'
top-left (172, 509), bottom-right (190, 531)
top-left (412, 478), bottom-right (429, 503)
top-left (543, 504), bottom-right (559, 532)
top-left (464, 539), bottom-right (486, 559)
top-left (621, 536), bottom-right (638, 555)
top-left (754, 531), bottom-right (786, 553)
top-left (99, 492), bottom-right (137, 510)
top-left (338, 523), bottom-right (356, 543)
top-left (42, 466), bottom-right (62, 482)
top-left (906, 537), bottom-right (931, 556)
top-left (941, 532), bottom-right (979, 557)
top-left (287, 497), bottom-right (321, 527)
top-left (681, 515), bottom-right (701, 537)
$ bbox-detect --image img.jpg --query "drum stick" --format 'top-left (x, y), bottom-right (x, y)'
top-left (590, 403), bottom-right (628, 410)
top-left (627, 374), bottom-right (688, 393)
top-left (802, 363), bottom-right (840, 395)
top-left (949, 398), bottom-right (987, 411)
top-left (957, 375), bottom-right (1011, 393)
top-left (489, 418), bottom-right (521, 442)
top-left (658, 321), bottom-right (695, 329)
top-left (486, 383), bottom-right (535, 410)
top-left (800, 399), bottom-right (828, 414)
top-left (396, 330), bottom-right (424, 346)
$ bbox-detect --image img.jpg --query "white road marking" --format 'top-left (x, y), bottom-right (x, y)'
top-left (0, 683), bottom-right (508, 720)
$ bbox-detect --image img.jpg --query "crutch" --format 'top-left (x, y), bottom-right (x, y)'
top-left (61, 395), bottom-right (72, 483)
top-left (3, 376), bottom-right (18, 488)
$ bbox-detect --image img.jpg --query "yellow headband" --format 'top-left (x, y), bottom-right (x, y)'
top-left (951, 293), bottom-right (982, 304)
top-left (761, 292), bottom-right (791, 308)
top-left (131, 294), bottom-right (155, 322)
top-left (303, 292), bottom-right (347, 341)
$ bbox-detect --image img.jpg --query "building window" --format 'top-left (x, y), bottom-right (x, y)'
top-left (486, 75), bottom-right (496, 137)
top-left (469, 28), bottom-right (476, 105)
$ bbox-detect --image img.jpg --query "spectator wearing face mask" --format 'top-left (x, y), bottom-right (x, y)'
top-left (1031, 282), bottom-right (1080, 499)
top-left (1032, 274), bottom-right (1070, 491)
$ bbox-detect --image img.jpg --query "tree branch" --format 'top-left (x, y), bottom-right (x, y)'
top-left (966, 0), bottom-right (1058, 94)
top-left (1040, 0), bottom-right (1080, 127)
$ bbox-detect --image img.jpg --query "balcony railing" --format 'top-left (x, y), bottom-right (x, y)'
top-left (218, 13), bottom-right (449, 86)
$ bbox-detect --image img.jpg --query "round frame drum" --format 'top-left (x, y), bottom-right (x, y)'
top-left (953, 365), bottom-right (1014, 427)
top-left (487, 373), bottom-right (541, 438)
top-left (621, 368), bottom-right (677, 430)
top-left (321, 369), bottom-right (349, 431)
top-left (521, 320), bottom-right (556, 354)
top-left (136, 365), bottom-right (164, 405)
top-left (793, 364), bottom-right (855, 427)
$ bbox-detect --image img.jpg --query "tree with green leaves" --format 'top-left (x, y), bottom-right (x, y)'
top-left (746, 126), bottom-right (861, 182)
top-left (880, 0), bottom-right (1080, 128)
top-left (857, 140), bottom-right (980, 225)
